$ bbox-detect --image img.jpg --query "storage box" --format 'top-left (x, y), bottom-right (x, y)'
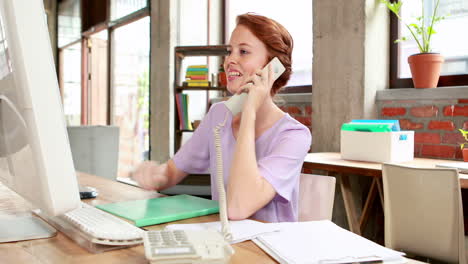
top-left (340, 130), bottom-right (414, 163)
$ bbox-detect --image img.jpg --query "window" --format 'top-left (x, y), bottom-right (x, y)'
top-left (60, 42), bottom-right (82, 125)
top-left (58, 0), bottom-right (82, 125)
top-left (110, 0), bottom-right (148, 21)
top-left (111, 17), bottom-right (150, 178)
top-left (225, 0), bottom-right (312, 90)
top-left (390, 0), bottom-right (468, 87)
top-left (58, 0), bottom-right (81, 48)
top-left (87, 30), bottom-right (109, 125)
top-left (57, 1), bottom-right (150, 179)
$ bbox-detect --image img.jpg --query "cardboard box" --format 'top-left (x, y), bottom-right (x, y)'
top-left (340, 130), bottom-right (414, 163)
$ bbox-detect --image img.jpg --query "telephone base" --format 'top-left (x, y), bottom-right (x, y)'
top-left (144, 230), bottom-right (234, 264)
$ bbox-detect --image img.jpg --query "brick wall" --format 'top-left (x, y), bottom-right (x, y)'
top-left (279, 104), bottom-right (312, 130)
top-left (377, 98), bottom-right (468, 160)
top-left (278, 90), bottom-right (468, 161)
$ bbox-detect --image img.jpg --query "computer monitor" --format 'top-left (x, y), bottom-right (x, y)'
top-left (0, 0), bottom-right (80, 241)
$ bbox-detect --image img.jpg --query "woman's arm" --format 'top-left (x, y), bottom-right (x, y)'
top-left (227, 67), bottom-right (277, 220)
top-left (132, 159), bottom-right (188, 191)
top-left (227, 107), bottom-right (276, 220)
top-left (134, 102), bottom-right (217, 191)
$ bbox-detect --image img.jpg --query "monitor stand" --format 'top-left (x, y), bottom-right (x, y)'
top-left (0, 215), bottom-right (56, 243)
top-left (0, 97), bottom-right (56, 243)
top-left (0, 98), bottom-right (57, 243)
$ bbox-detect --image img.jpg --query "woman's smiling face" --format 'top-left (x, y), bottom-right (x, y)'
top-left (223, 25), bottom-right (269, 94)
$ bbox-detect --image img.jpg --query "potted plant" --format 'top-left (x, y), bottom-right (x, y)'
top-left (381, 0), bottom-right (445, 88)
top-left (460, 129), bottom-right (468, 162)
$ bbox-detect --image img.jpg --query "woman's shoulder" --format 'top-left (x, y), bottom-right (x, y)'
top-left (205, 102), bottom-right (232, 123)
top-left (279, 114), bottom-right (311, 134)
top-left (208, 101), bottom-right (229, 113)
top-left (272, 114), bottom-right (312, 151)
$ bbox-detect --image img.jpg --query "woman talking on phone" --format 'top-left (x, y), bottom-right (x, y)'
top-left (133, 13), bottom-right (311, 222)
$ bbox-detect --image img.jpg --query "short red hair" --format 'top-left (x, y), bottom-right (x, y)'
top-left (236, 13), bottom-right (293, 95)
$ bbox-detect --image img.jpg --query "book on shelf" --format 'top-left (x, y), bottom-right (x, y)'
top-left (186, 71), bottom-right (208, 76)
top-left (182, 94), bottom-right (193, 130)
top-left (186, 65), bottom-right (207, 69)
top-left (185, 65), bottom-right (209, 81)
top-left (185, 79), bottom-right (208, 83)
top-left (175, 93), bottom-right (193, 130)
top-left (182, 81), bottom-right (210, 87)
top-left (186, 75), bottom-right (207, 80)
top-left (187, 67), bottom-right (208, 72)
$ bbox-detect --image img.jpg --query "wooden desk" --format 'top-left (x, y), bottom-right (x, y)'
top-left (303, 152), bottom-right (468, 235)
top-left (0, 172), bottom-right (276, 264)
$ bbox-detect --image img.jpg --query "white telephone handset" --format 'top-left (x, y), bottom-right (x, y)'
top-left (224, 57), bottom-right (286, 115)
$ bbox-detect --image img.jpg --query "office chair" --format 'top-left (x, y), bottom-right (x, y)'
top-left (298, 174), bottom-right (336, 221)
top-left (67, 126), bottom-right (120, 180)
top-left (382, 163), bottom-right (467, 264)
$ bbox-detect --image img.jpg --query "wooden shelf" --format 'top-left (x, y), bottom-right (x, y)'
top-left (174, 45), bottom-right (230, 152)
top-left (176, 129), bottom-right (194, 134)
top-left (176, 86), bottom-right (226, 92)
top-left (175, 45), bottom-right (229, 58)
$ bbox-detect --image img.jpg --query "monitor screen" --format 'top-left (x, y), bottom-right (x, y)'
top-left (0, 0), bottom-right (80, 216)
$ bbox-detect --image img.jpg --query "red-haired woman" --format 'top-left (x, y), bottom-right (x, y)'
top-left (133, 13), bottom-right (311, 223)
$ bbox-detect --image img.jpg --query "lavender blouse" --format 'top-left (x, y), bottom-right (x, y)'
top-left (173, 102), bottom-right (312, 222)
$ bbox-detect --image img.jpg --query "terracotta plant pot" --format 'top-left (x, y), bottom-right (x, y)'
top-left (463, 148), bottom-right (468, 162)
top-left (408, 53), bottom-right (444, 88)
top-left (218, 72), bottom-right (227, 87)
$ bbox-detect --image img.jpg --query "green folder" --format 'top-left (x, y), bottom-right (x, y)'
top-left (341, 123), bottom-right (393, 132)
top-left (95, 194), bottom-right (219, 227)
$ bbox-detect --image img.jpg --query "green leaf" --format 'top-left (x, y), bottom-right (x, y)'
top-left (409, 23), bottom-right (422, 35)
top-left (381, 0), bottom-right (402, 15)
top-left (459, 129), bottom-right (468, 149)
top-left (433, 16), bottom-right (445, 23)
top-left (394, 36), bottom-right (408, 43)
top-left (427, 26), bottom-right (436, 35)
top-left (460, 129), bottom-right (468, 141)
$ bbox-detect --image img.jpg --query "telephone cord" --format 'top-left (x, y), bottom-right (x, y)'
top-left (213, 113), bottom-right (233, 242)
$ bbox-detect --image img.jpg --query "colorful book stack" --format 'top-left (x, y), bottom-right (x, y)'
top-left (183, 65), bottom-right (210, 87)
top-left (175, 93), bottom-right (193, 130)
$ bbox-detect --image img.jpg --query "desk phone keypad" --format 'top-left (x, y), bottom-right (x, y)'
top-left (143, 229), bottom-right (234, 264)
top-left (146, 230), bottom-right (197, 258)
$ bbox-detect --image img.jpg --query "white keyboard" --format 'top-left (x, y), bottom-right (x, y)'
top-left (50, 202), bottom-right (144, 246)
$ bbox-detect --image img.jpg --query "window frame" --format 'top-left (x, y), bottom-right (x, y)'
top-left (389, 5), bottom-right (468, 88)
top-left (57, 0), bottom-right (151, 128)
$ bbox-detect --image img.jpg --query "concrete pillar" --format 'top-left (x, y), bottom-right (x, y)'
top-left (150, 0), bottom-right (178, 162)
top-left (312, 0), bottom-right (389, 152)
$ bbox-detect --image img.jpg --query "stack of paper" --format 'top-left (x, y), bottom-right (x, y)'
top-left (253, 221), bottom-right (405, 264)
top-left (165, 220), bottom-right (405, 263)
top-left (436, 162), bottom-right (468, 174)
top-left (165, 219), bottom-right (280, 244)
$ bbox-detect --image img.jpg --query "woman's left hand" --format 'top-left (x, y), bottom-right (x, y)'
top-left (239, 64), bottom-right (274, 113)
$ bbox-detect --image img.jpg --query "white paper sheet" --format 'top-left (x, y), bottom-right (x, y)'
top-left (255, 221), bottom-right (405, 264)
top-left (436, 162), bottom-right (468, 173)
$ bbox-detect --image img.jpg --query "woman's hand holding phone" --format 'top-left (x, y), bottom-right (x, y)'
top-left (224, 57), bottom-right (285, 115)
top-left (240, 63), bottom-right (275, 113)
